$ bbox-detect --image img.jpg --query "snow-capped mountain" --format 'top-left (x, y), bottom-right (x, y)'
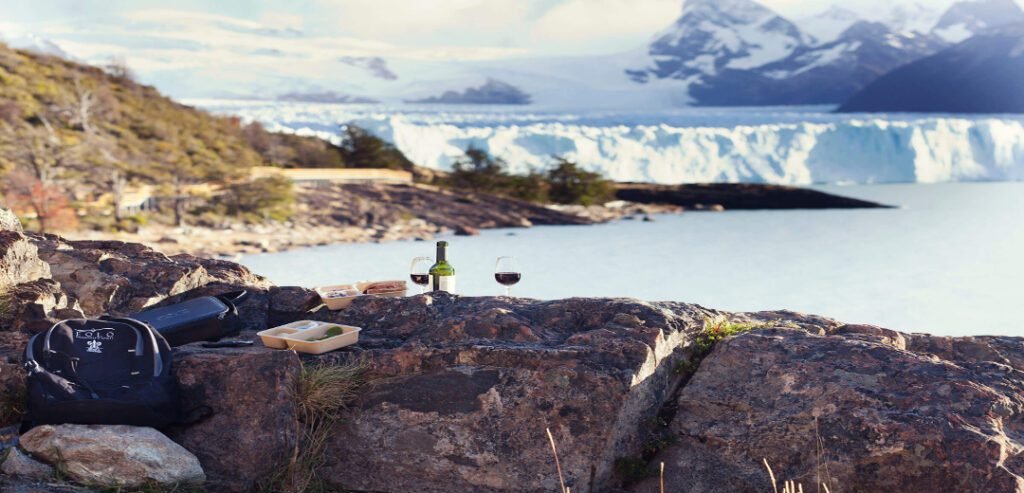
top-left (628, 0), bottom-right (809, 83)
top-left (932, 0), bottom-right (1024, 42)
top-left (840, 24), bottom-right (1024, 113)
top-left (883, 2), bottom-right (942, 35)
top-left (800, 6), bottom-right (862, 43)
top-left (629, 0), bottom-right (949, 106)
top-left (5, 0), bottom-right (1021, 109)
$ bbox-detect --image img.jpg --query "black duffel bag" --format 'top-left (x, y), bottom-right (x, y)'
top-left (24, 317), bottom-right (178, 428)
top-left (132, 290), bottom-right (248, 347)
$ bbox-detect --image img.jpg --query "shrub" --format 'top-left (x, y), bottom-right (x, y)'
top-left (263, 361), bottom-right (365, 493)
top-left (545, 157), bottom-right (614, 206)
top-left (444, 147), bottom-right (614, 206)
top-left (219, 176), bottom-right (295, 223)
top-left (338, 124), bottom-right (413, 170)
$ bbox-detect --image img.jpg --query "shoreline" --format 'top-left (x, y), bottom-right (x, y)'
top-left (61, 182), bottom-right (884, 258)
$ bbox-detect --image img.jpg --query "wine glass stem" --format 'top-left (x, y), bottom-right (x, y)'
top-left (505, 286), bottom-right (511, 297)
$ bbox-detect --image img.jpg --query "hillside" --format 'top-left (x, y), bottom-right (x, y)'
top-left (0, 42), bottom-right (409, 231)
top-left (838, 25), bottom-right (1024, 113)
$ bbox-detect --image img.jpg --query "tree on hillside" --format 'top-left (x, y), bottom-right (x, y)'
top-left (0, 112), bottom-right (81, 232)
top-left (338, 125), bottom-right (413, 170)
top-left (3, 169), bottom-right (77, 233)
top-left (219, 176), bottom-right (295, 222)
top-left (151, 133), bottom-right (239, 227)
top-left (545, 157), bottom-right (615, 206)
top-left (449, 146), bottom-right (509, 194)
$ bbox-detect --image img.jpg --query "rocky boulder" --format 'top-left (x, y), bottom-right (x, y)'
top-left (167, 343), bottom-right (302, 492)
top-left (299, 294), bottom-right (717, 492)
top-left (1, 279), bottom-right (82, 333)
top-left (0, 232), bottom-right (50, 291)
top-left (1, 447), bottom-right (54, 480)
top-left (632, 327), bottom-right (1024, 493)
top-left (20, 424), bottom-right (205, 488)
top-left (30, 236), bottom-right (270, 316)
top-left (0, 208), bottom-right (21, 233)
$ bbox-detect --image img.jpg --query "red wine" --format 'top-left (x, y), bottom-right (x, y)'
top-left (410, 274), bottom-right (429, 286)
top-left (495, 272), bottom-right (521, 286)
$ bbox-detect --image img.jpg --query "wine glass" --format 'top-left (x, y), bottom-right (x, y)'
top-left (494, 256), bottom-right (521, 297)
top-left (410, 256), bottom-right (432, 294)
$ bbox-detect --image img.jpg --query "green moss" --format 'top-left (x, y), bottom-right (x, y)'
top-left (615, 456), bottom-right (656, 483)
top-left (694, 316), bottom-right (774, 355)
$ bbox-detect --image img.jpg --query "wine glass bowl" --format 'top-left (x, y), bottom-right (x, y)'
top-left (410, 256), bottom-right (433, 294)
top-left (494, 256), bottom-right (521, 297)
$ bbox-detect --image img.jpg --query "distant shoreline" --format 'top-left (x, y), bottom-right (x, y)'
top-left (62, 182), bottom-right (884, 258)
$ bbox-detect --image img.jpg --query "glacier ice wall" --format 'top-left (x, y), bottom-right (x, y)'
top-left (359, 116), bottom-right (1024, 184)
top-left (192, 100), bottom-right (1024, 185)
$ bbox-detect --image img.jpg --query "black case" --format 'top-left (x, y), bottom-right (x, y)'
top-left (132, 291), bottom-right (247, 347)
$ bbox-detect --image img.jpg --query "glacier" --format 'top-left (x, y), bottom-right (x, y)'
top-left (192, 100), bottom-right (1024, 185)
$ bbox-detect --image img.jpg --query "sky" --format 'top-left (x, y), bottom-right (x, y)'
top-left (0, 0), bottom-right (977, 61)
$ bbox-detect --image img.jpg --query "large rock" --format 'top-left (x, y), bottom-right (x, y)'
top-left (30, 236), bottom-right (270, 316)
top-left (167, 344), bottom-right (302, 492)
top-left (1, 278), bottom-right (83, 333)
top-left (632, 327), bottom-right (1024, 493)
top-left (1, 447), bottom-right (54, 480)
top-left (0, 232), bottom-right (50, 290)
top-left (20, 424), bottom-right (205, 488)
top-left (302, 294), bottom-right (719, 493)
top-left (0, 208), bottom-right (21, 233)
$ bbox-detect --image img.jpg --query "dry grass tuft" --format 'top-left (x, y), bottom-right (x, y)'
top-left (546, 427), bottom-right (568, 493)
top-left (262, 360), bottom-right (365, 493)
top-left (764, 458), bottom-right (832, 493)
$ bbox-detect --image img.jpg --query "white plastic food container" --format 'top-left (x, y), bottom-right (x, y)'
top-left (256, 320), bottom-right (321, 349)
top-left (315, 281), bottom-right (407, 311)
top-left (283, 324), bottom-right (362, 355)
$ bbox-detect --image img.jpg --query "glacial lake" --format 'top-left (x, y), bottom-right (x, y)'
top-left (239, 182), bottom-right (1024, 337)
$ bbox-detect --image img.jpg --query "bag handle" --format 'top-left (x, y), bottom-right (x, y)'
top-left (104, 317), bottom-right (165, 377)
top-left (216, 290), bottom-right (249, 305)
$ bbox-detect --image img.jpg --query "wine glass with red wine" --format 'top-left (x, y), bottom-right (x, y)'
top-left (410, 256), bottom-right (432, 294)
top-left (495, 256), bottom-right (521, 297)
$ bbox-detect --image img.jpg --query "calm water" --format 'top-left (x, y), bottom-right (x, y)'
top-left (239, 183), bottom-right (1024, 337)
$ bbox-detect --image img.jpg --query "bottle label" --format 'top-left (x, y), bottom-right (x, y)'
top-left (434, 275), bottom-right (456, 294)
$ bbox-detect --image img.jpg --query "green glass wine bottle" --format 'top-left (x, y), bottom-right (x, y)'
top-left (429, 241), bottom-right (456, 293)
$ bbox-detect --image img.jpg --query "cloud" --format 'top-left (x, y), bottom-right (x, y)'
top-left (529, 0), bottom-right (679, 48)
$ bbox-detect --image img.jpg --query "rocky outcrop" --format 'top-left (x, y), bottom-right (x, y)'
top-left (29, 235), bottom-right (270, 316)
top-left (615, 183), bottom-right (888, 210)
top-left (0, 208), bottom-right (21, 233)
top-left (0, 232), bottom-right (50, 290)
top-left (2, 212), bottom-right (1024, 493)
top-left (20, 424), bottom-right (205, 488)
top-left (1, 279), bottom-right (82, 333)
top-left (1, 447), bottom-right (54, 480)
top-left (302, 295), bottom-right (713, 492)
top-left (168, 344), bottom-right (302, 492)
top-left (631, 326), bottom-right (1024, 493)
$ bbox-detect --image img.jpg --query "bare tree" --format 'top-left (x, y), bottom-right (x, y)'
top-left (104, 56), bottom-right (135, 81)
top-left (71, 75), bottom-right (95, 134)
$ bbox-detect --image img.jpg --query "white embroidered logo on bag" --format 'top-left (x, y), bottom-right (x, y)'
top-left (75, 329), bottom-right (115, 341)
top-left (86, 340), bottom-right (103, 353)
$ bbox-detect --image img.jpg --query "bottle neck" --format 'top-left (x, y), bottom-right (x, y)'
top-left (436, 245), bottom-right (447, 262)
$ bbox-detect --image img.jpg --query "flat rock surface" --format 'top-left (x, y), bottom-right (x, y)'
top-left (20, 424), bottom-right (204, 488)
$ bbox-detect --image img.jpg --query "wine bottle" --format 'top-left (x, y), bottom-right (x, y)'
top-left (429, 241), bottom-right (456, 293)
